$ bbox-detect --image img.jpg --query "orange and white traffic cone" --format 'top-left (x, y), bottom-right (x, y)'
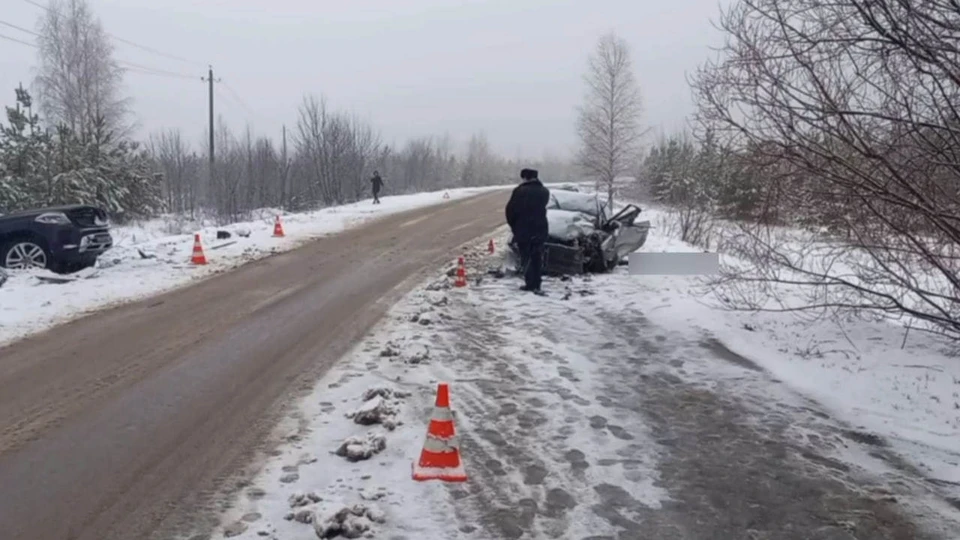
top-left (453, 256), bottom-right (467, 288)
top-left (190, 233), bottom-right (208, 265)
top-left (488, 239), bottom-right (495, 254)
top-left (273, 215), bottom-right (285, 238)
top-left (412, 383), bottom-right (467, 482)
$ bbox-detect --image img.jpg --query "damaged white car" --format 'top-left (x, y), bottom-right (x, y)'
top-left (508, 189), bottom-right (651, 275)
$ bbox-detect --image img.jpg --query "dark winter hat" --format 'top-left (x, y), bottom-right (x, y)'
top-left (520, 168), bottom-right (539, 180)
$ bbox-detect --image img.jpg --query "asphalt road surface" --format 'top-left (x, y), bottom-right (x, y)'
top-left (0, 191), bottom-right (507, 540)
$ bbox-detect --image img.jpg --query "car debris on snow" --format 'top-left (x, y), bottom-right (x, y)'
top-left (96, 257), bottom-right (123, 269)
top-left (210, 240), bottom-right (238, 250)
top-left (334, 432), bottom-right (387, 462)
top-left (313, 503), bottom-right (386, 539)
top-left (34, 267), bottom-right (100, 284)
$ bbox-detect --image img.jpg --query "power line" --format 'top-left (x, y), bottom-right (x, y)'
top-left (220, 81), bottom-right (262, 120)
top-left (0, 19), bottom-right (40, 37)
top-left (22, 0), bottom-right (205, 68)
top-left (122, 65), bottom-right (200, 82)
top-left (0, 31), bottom-right (199, 81)
top-left (0, 19), bottom-right (201, 81)
top-left (118, 60), bottom-right (199, 81)
top-left (22, 0), bottom-right (50, 10)
top-left (215, 87), bottom-right (251, 123)
top-left (0, 33), bottom-right (37, 48)
top-left (111, 36), bottom-right (202, 69)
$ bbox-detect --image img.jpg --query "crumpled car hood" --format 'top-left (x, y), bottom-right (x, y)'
top-left (547, 209), bottom-right (596, 241)
top-left (548, 191), bottom-right (607, 217)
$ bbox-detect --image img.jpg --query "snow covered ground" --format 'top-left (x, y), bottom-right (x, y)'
top-left (214, 208), bottom-right (960, 539)
top-left (0, 187), bottom-right (501, 346)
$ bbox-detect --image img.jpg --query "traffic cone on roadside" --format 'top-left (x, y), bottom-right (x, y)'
top-left (488, 239), bottom-right (495, 254)
top-left (273, 215), bottom-right (285, 238)
top-left (190, 234), bottom-right (207, 265)
top-left (454, 256), bottom-right (467, 288)
top-left (412, 383), bottom-right (467, 482)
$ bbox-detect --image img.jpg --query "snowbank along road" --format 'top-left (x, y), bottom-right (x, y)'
top-left (215, 231), bottom-right (960, 540)
top-left (0, 191), bottom-right (507, 540)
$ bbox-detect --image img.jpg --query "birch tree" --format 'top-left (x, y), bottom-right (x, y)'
top-left (34, 0), bottom-right (130, 142)
top-left (576, 32), bottom-right (644, 210)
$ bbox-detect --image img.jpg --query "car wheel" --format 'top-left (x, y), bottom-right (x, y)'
top-left (2, 240), bottom-right (49, 270)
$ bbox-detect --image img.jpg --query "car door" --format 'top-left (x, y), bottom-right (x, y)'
top-left (602, 205), bottom-right (651, 265)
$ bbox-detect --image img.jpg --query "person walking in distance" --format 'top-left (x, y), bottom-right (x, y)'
top-left (505, 168), bottom-right (550, 295)
top-left (370, 171), bottom-right (384, 204)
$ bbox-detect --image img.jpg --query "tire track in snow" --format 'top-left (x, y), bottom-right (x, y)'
top-left (586, 304), bottom-right (952, 540)
top-left (439, 266), bottom-right (960, 539)
top-left (440, 278), bottom-right (666, 539)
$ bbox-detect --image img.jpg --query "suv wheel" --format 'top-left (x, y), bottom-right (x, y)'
top-left (2, 240), bottom-right (49, 270)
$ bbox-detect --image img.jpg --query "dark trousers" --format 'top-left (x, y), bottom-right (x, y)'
top-left (517, 239), bottom-right (544, 291)
top-left (372, 189), bottom-right (381, 204)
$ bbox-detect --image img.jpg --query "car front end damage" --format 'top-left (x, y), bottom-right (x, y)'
top-left (508, 190), bottom-right (651, 276)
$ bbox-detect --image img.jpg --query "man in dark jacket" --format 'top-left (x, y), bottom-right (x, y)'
top-left (371, 171), bottom-right (384, 204)
top-left (505, 168), bottom-right (550, 294)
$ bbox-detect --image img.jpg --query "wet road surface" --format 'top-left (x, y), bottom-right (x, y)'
top-left (0, 192), bottom-right (507, 540)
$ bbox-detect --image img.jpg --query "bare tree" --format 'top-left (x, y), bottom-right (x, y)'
top-left (345, 116), bottom-right (382, 202)
top-left (462, 132), bottom-right (496, 186)
top-left (577, 32), bottom-right (644, 209)
top-left (34, 0), bottom-right (130, 142)
top-left (149, 129), bottom-right (201, 216)
top-left (692, 0), bottom-right (960, 339)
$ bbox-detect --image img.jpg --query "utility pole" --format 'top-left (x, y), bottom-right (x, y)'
top-left (201, 66), bottom-right (221, 182)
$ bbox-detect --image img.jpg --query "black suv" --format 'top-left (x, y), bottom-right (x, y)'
top-left (0, 204), bottom-right (113, 273)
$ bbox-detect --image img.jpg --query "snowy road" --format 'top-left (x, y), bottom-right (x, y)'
top-left (217, 234), bottom-right (960, 540)
top-left (0, 192), bottom-right (507, 540)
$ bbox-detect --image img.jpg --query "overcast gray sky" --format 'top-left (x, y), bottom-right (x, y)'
top-left (0, 0), bottom-right (726, 159)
